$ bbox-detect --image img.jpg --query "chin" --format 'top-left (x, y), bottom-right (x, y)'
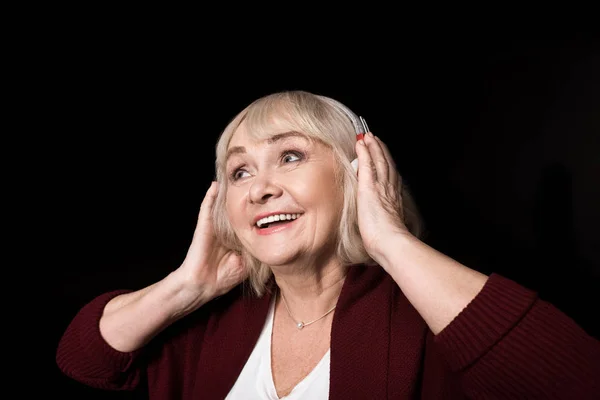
top-left (254, 253), bottom-right (300, 267)
top-left (247, 246), bottom-right (302, 267)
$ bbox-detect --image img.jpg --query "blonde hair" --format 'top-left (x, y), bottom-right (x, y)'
top-left (212, 90), bottom-right (424, 296)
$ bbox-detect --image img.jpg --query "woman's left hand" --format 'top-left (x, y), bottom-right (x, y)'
top-left (355, 132), bottom-right (410, 263)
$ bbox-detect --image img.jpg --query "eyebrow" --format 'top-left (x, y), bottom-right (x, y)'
top-left (225, 131), bottom-right (309, 163)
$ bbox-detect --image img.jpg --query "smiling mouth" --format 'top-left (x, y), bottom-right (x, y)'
top-left (256, 213), bottom-right (302, 229)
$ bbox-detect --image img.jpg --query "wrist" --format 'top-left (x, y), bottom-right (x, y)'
top-left (370, 231), bottom-right (420, 273)
top-left (154, 269), bottom-right (215, 321)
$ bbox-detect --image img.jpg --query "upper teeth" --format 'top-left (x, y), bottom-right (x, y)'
top-left (256, 213), bottom-right (301, 228)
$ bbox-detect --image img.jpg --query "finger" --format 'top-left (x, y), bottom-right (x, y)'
top-left (355, 138), bottom-right (376, 186)
top-left (190, 181), bottom-right (219, 254)
top-left (375, 136), bottom-right (400, 190)
top-left (198, 181), bottom-right (219, 222)
top-left (364, 133), bottom-right (389, 184)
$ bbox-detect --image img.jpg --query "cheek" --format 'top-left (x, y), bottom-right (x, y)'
top-left (225, 192), bottom-right (244, 227)
top-left (310, 170), bottom-right (341, 204)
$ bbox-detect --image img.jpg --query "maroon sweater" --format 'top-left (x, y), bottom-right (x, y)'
top-left (56, 265), bottom-right (600, 399)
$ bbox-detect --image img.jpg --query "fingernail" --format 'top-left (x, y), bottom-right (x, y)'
top-left (359, 139), bottom-right (365, 145)
top-left (367, 132), bottom-right (374, 138)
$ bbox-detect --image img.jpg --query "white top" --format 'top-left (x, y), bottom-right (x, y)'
top-left (225, 297), bottom-right (331, 399)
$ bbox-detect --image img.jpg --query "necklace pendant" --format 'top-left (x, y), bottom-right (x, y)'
top-left (297, 322), bottom-right (304, 330)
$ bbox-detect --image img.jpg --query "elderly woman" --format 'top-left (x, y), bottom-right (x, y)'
top-left (56, 91), bottom-right (599, 399)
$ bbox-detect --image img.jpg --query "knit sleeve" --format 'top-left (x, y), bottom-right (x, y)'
top-left (55, 290), bottom-right (145, 391)
top-left (433, 273), bottom-right (600, 399)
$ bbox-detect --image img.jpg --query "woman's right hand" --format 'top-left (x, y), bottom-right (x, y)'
top-left (176, 181), bottom-right (249, 301)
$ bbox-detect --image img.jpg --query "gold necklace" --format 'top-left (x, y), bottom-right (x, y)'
top-left (279, 289), bottom-right (337, 330)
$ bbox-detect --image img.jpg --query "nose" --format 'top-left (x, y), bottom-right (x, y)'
top-left (248, 173), bottom-right (283, 204)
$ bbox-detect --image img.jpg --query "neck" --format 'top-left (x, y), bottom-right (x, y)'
top-left (271, 253), bottom-right (348, 319)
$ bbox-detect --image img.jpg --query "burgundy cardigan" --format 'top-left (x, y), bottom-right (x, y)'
top-left (56, 264), bottom-right (600, 399)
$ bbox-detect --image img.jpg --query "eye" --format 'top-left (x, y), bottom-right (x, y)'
top-left (229, 150), bottom-right (304, 182)
top-left (230, 166), bottom-right (249, 181)
top-left (282, 150), bottom-right (303, 163)
top-left (233, 170), bottom-right (249, 180)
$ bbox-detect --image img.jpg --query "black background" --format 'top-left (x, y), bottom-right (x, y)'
top-left (43, 24), bottom-right (599, 398)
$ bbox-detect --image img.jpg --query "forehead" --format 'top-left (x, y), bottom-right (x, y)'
top-left (228, 117), bottom-right (304, 147)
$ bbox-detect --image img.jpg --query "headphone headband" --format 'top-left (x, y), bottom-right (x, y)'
top-left (316, 95), bottom-right (368, 174)
top-left (317, 96), bottom-right (369, 136)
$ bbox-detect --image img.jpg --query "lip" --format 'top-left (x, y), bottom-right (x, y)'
top-left (252, 211), bottom-right (304, 226)
top-left (253, 216), bottom-right (300, 236)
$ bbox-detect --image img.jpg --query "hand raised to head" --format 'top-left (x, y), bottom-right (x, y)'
top-left (177, 181), bottom-right (249, 300)
top-left (354, 132), bottom-right (410, 264)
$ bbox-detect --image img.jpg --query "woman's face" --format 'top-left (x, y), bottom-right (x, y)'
top-left (225, 119), bottom-right (344, 267)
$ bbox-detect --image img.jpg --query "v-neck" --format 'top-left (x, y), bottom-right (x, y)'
top-left (264, 297), bottom-right (331, 399)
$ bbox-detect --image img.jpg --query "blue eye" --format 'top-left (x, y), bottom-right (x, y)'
top-left (232, 169), bottom-right (249, 180)
top-left (282, 150), bottom-right (303, 163)
top-left (229, 150), bottom-right (305, 182)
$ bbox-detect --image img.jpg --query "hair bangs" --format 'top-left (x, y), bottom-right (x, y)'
top-left (241, 95), bottom-right (332, 148)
